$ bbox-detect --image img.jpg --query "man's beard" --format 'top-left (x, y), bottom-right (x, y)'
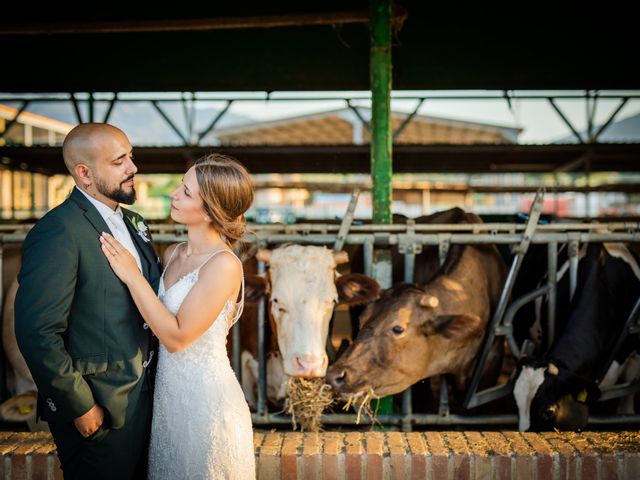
top-left (94, 175), bottom-right (137, 205)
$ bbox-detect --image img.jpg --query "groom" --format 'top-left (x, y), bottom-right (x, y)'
top-left (15, 123), bottom-right (161, 479)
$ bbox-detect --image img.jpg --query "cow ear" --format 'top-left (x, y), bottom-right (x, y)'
top-left (256, 249), bottom-right (272, 264)
top-left (332, 250), bottom-right (349, 265)
top-left (567, 376), bottom-right (601, 404)
top-left (336, 273), bottom-right (380, 306)
top-left (244, 274), bottom-right (269, 302)
top-left (427, 314), bottom-right (484, 340)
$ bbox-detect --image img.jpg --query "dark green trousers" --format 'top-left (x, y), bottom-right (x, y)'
top-left (49, 385), bottom-right (152, 480)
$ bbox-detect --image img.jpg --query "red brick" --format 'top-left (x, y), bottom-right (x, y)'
top-left (581, 432), bottom-right (620, 480)
top-left (3, 429), bottom-right (639, 480)
top-left (53, 455), bottom-right (64, 480)
top-left (280, 432), bottom-right (302, 480)
top-left (405, 433), bottom-right (428, 480)
top-left (386, 432), bottom-right (409, 479)
top-left (0, 433), bottom-right (18, 479)
top-left (542, 432), bottom-right (578, 479)
top-left (302, 433), bottom-right (322, 480)
top-left (623, 451), bottom-right (640, 480)
top-left (443, 432), bottom-right (470, 480)
top-left (30, 436), bottom-right (57, 480)
top-left (522, 432), bottom-right (554, 479)
top-left (344, 432), bottom-right (364, 479)
top-left (364, 432), bottom-right (384, 480)
top-left (10, 434), bottom-right (40, 480)
top-left (502, 431), bottom-right (535, 480)
top-left (563, 432), bottom-right (599, 480)
top-left (465, 431), bottom-right (493, 480)
top-left (481, 432), bottom-right (512, 480)
top-left (321, 432), bottom-right (343, 480)
top-left (425, 432), bottom-right (449, 480)
top-left (259, 432), bottom-right (283, 480)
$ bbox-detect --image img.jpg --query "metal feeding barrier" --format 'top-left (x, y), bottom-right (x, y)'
top-left (1, 199), bottom-right (640, 429)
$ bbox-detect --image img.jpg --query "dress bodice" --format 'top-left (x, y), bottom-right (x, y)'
top-left (156, 245), bottom-right (245, 366)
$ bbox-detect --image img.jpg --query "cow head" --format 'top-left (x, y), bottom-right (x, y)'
top-left (513, 360), bottom-right (599, 431)
top-left (326, 276), bottom-right (487, 398)
top-left (247, 245), bottom-right (351, 377)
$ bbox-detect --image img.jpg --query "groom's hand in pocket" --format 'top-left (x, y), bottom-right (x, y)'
top-left (74, 404), bottom-right (105, 437)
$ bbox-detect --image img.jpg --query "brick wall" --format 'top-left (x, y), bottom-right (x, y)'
top-left (0, 432), bottom-right (61, 480)
top-left (1, 431), bottom-right (639, 479)
top-left (253, 431), bottom-right (640, 479)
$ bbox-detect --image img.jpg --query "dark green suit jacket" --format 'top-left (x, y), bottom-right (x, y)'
top-left (15, 188), bottom-right (161, 429)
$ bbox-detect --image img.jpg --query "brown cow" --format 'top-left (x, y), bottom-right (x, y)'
top-left (326, 212), bottom-right (507, 399)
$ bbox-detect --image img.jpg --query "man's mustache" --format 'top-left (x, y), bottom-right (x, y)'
top-left (121, 175), bottom-right (135, 186)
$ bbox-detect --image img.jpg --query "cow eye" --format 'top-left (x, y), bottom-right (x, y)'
top-left (542, 405), bottom-right (556, 420)
top-left (391, 325), bottom-right (405, 335)
top-left (278, 307), bottom-right (287, 314)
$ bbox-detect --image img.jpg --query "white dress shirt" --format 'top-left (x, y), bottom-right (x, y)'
top-left (76, 186), bottom-right (143, 272)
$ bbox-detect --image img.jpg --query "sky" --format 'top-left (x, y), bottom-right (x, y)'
top-left (3, 90), bottom-right (639, 144)
top-left (221, 90), bottom-right (640, 143)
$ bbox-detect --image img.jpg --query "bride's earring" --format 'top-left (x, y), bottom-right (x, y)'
top-left (204, 215), bottom-right (210, 222)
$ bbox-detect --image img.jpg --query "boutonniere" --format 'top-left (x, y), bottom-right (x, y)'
top-left (126, 215), bottom-right (151, 243)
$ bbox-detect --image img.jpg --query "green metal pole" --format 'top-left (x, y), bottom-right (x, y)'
top-left (370, 0), bottom-right (392, 224)
top-left (88, 92), bottom-right (95, 123)
top-left (369, 0), bottom-right (394, 420)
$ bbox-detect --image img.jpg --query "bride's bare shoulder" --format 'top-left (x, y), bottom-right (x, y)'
top-left (162, 242), bottom-right (183, 266)
top-left (199, 249), bottom-right (241, 279)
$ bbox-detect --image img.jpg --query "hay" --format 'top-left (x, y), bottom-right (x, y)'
top-left (341, 388), bottom-right (379, 426)
top-left (283, 379), bottom-right (382, 431)
top-left (284, 378), bottom-right (334, 432)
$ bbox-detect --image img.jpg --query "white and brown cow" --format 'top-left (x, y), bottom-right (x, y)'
top-left (235, 244), bottom-right (381, 407)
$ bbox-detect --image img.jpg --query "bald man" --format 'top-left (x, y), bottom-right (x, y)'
top-left (15, 123), bottom-right (161, 479)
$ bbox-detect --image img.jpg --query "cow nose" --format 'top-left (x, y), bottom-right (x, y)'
top-left (327, 368), bottom-right (347, 389)
top-left (293, 354), bottom-right (327, 377)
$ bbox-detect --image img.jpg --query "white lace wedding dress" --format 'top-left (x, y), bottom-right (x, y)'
top-left (148, 246), bottom-right (255, 479)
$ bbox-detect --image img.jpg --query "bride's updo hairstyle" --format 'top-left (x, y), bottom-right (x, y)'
top-left (194, 154), bottom-right (254, 247)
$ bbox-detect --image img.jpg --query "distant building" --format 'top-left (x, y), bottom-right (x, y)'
top-left (0, 104), bottom-right (72, 146)
top-left (0, 105), bottom-right (76, 219)
top-left (211, 107), bottom-right (521, 145)
top-left (0, 104), bottom-right (166, 219)
top-left (213, 108), bottom-right (522, 220)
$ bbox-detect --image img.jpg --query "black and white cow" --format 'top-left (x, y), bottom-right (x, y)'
top-left (514, 243), bottom-right (640, 431)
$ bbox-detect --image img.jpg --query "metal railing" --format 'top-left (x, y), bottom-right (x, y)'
top-left (1, 217), bottom-right (639, 429)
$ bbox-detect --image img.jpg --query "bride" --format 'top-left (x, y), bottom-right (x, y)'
top-left (100, 154), bottom-right (256, 479)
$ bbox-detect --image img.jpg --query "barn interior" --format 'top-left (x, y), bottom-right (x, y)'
top-left (1, 0), bottom-right (640, 440)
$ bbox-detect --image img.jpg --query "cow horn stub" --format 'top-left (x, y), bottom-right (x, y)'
top-left (256, 249), bottom-right (272, 263)
top-left (332, 251), bottom-right (349, 265)
top-left (420, 294), bottom-right (439, 309)
top-left (547, 363), bottom-right (559, 376)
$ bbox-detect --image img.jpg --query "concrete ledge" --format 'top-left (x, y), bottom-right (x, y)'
top-left (2, 431), bottom-right (640, 479)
